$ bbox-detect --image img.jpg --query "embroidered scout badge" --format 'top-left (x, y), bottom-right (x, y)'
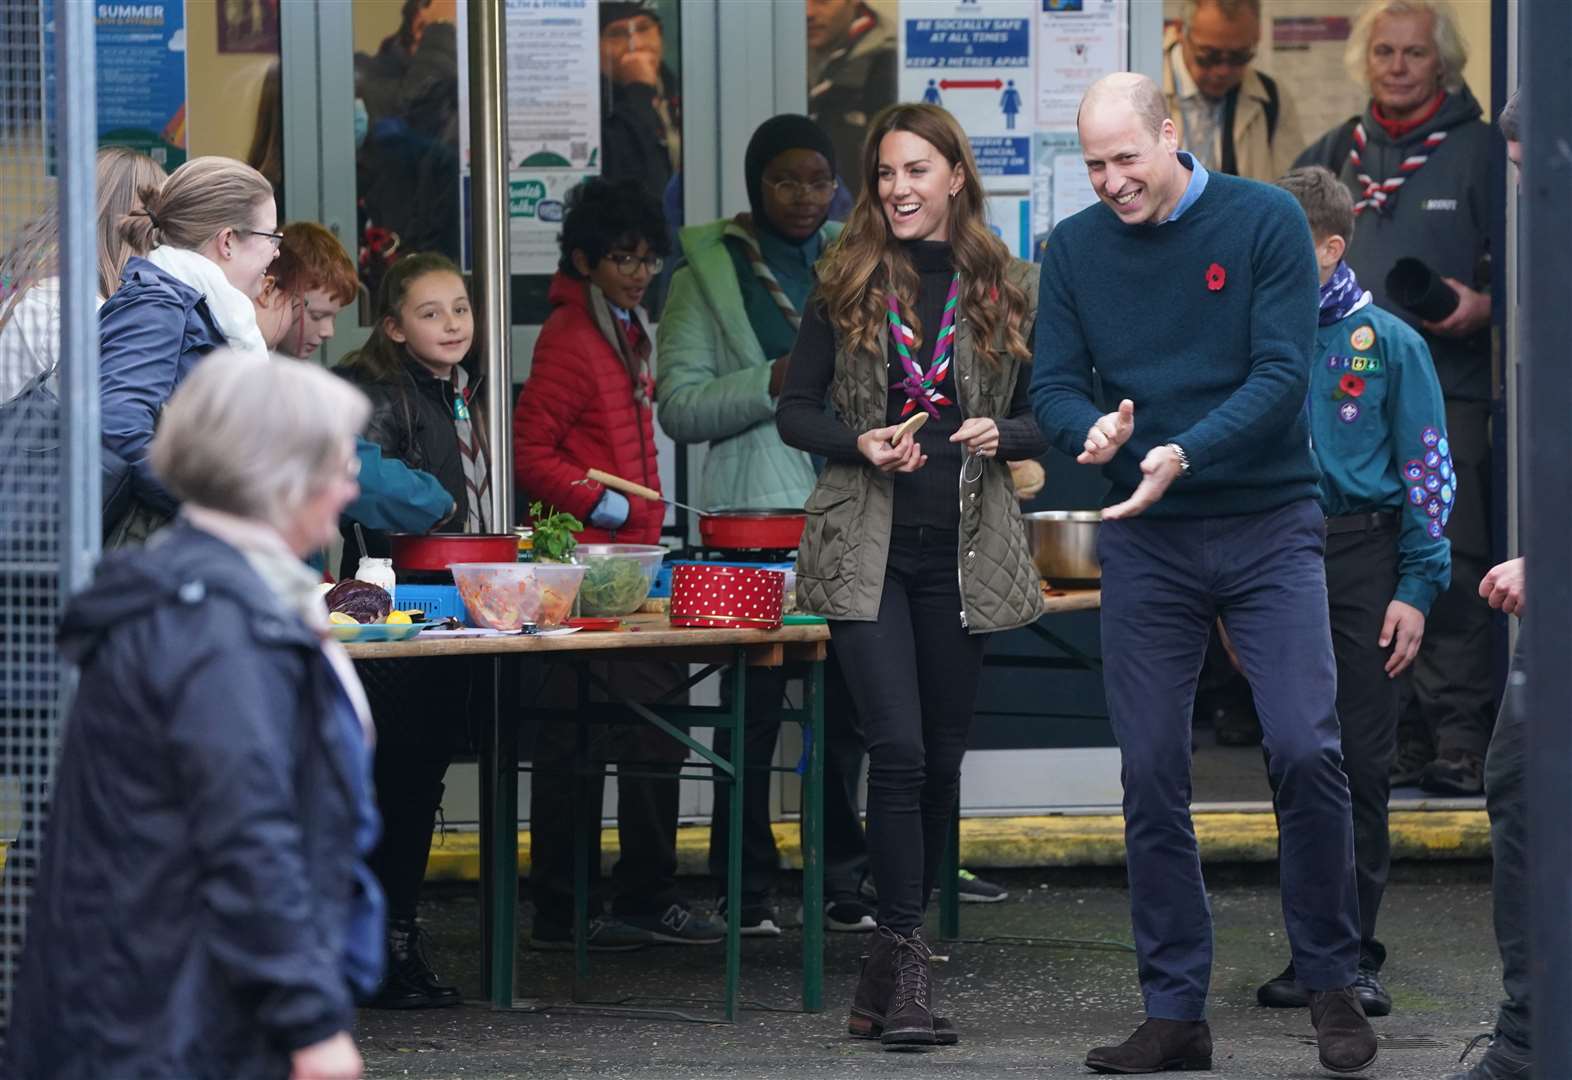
top-left (1350, 325), bottom-right (1375, 351)
top-left (1338, 401), bottom-right (1361, 423)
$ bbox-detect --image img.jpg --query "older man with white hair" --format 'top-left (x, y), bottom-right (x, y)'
top-left (1032, 73), bottom-right (1375, 1076)
top-left (1296, 0), bottom-right (1498, 801)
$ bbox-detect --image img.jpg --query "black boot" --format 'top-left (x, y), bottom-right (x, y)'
top-left (369, 919), bottom-right (463, 1009)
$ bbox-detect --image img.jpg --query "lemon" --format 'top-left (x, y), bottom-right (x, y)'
top-left (328, 611), bottom-right (357, 625)
top-left (386, 610), bottom-right (413, 625)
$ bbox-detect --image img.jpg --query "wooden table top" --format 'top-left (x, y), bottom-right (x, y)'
top-left (342, 589), bottom-right (1100, 663)
top-left (343, 613), bottom-right (829, 665)
top-left (1040, 588), bottom-right (1101, 615)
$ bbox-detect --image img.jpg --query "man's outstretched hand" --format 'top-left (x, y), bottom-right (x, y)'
top-left (1102, 443), bottom-right (1183, 520)
top-left (1078, 399), bottom-right (1135, 465)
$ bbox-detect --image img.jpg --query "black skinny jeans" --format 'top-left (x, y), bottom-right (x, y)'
top-left (828, 525), bottom-right (986, 935)
top-left (357, 657), bottom-right (473, 924)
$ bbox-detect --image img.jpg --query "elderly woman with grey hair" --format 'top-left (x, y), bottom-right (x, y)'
top-left (5, 354), bottom-right (380, 1080)
top-left (1294, 0), bottom-right (1500, 930)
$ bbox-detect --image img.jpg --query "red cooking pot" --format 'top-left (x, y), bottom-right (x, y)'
top-left (388, 533), bottom-right (520, 573)
top-left (585, 469), bottom-right (806, 551)
top-left (698, 509), bottom-right (806, 551)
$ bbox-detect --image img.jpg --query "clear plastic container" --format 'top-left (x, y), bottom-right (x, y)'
top-left (573, 544), bottom-right (666, 616)
top-left (449, 562), bottom-right (588, 630)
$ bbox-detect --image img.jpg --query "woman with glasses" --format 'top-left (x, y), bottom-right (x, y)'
top-left (656, 114), bottom-right (881, 939)
top-left (514, 177), bottom-right (725, 950)
top-left (98, 156), bottom-right (280, 543)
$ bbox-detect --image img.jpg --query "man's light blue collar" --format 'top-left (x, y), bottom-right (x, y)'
top-left (1162, 151), bottom-right (1209, 224)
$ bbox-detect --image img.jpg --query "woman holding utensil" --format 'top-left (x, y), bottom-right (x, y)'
top-left (776, 102), bottom-right (1046, 1051)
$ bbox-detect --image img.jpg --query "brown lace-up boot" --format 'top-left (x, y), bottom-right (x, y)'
top-left (848, 928), bottom-right (958, 1045)
top-left (879, 931), bottom-right (938, 1050)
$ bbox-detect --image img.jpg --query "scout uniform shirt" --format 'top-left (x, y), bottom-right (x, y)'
top-left (1311, 296), bottom-right (1453, 613)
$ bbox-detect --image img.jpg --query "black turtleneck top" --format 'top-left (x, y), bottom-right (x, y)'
top-left (778, 240), bottom-right (1043, 529)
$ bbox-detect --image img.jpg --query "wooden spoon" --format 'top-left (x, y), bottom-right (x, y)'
top-left (891, 412), bottom-right (929, 447)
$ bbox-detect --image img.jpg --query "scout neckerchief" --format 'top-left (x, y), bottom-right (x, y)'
top-left (887, 272), bottom-right (959, 420)
top-left (1318, 261), bottom-right (1371, 326)
top-left (723, 217), bottom-right (801, 331)
top-left (448, 363), bottom-right (492, 533)
top-left (586, 281), bottom-right (656, 405)
top-left (1348, 121), bottom-right (1447, 216)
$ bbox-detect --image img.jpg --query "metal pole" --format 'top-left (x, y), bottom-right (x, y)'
top-left (1520, 2), bottom-right (1572, 1072)
top-left (467, 0), bottom-right (514, 531)
top-left (57, 0), bottom-right (100, 598)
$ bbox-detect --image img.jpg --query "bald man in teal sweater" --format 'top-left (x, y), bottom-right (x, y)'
top-left (1031, 74), bottom-right (1376, 1077)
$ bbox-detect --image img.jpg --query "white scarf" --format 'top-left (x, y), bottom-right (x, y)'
top-left (146, 245), bottom-right (269, 359)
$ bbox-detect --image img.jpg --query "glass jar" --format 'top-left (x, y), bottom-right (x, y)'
top-left (354, 556), bottom-right (397, 606)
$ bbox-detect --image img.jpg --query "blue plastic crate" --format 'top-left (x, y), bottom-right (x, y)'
top-left (394, 584), bottom-right (470, 625)
top-left (649, 562), bottom-right (675, 598)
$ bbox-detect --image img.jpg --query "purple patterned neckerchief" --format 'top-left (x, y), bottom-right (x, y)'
top-left (1319, 261), bottom-right (1367, 326)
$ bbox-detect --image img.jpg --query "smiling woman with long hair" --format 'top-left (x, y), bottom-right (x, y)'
top-left (776, 103), bottom-right (1046, 1051)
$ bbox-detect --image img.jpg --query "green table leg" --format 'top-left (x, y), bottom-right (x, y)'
top-left (573, 667), bottom-right (592, 984)
top-left (939, 795), bottom-right (960, 941)
top-left (801, 659), bottom-right (825, 1012)
top-left (480, 656), bottom-right (519, 1008)
top-left (724, 654), bottom-right (745, 1022)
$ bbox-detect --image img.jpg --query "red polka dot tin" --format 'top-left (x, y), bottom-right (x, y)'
top-left (669, 565), bottom-right (786, 630)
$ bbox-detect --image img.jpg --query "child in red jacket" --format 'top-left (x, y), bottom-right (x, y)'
top-left (518, 178), bottom-right (722, 949)
top-left (515, 177), bottom-right (669, 543)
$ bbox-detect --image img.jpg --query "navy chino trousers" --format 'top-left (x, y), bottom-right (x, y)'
top-left (1098, 498), bottom-right (1361, 1020)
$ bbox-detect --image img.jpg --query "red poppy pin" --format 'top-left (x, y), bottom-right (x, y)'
top-left (1339, 374), bottom-right (1366, 398)
top-left (1205, 263), bottom-right (1226, 291)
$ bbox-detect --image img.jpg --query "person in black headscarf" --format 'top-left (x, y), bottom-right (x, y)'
top-left (656, 115), bottom-right (879, 938)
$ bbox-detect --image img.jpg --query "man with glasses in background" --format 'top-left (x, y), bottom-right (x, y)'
top-left (1162, 0), bottom-right (1305, 182)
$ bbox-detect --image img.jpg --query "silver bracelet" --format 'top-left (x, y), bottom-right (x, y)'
top-left (1165, 442), bottom-right (1191, 477)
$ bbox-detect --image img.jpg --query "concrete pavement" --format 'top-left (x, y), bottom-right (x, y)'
top-left (359, 864), bottom-right (1501, 1079)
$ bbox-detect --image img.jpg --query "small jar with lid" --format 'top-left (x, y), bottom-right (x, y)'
top-left (354, 556), bottom-right (397, 608)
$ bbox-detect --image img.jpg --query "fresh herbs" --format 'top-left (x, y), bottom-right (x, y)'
top-left (529, 501), bottom-right (583, 563)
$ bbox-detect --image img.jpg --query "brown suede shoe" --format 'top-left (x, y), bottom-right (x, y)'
top-left (1085, 1018), bottom-right (1213, 1074)
top-left (847, 948), bottom-right (960, 1045)
top-left (1310, 987), bottom-right (1378, 1074)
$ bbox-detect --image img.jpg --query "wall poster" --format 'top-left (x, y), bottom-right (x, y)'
top-left (44, 0), bottom-right (190, 170)
top-left (898, 0), bottom-right (1035, 191)
top-left (458, 0), bottom-right (602, 274)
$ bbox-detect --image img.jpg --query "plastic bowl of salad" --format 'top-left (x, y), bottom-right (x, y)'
top-left (449, 563), bottom-right (587, 630)
top-left (572, 544), bottom-right (667, 616)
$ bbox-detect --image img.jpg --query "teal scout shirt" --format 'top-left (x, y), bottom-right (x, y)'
top-left (1310, 299), bottom-right (1453, 614)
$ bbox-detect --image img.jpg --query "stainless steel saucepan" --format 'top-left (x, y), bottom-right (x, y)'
top-left (1023, 510), bottom-right (1102, 584)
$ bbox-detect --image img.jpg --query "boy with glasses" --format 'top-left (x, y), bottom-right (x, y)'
top-left (516, 177), bottom-right (723, 951)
